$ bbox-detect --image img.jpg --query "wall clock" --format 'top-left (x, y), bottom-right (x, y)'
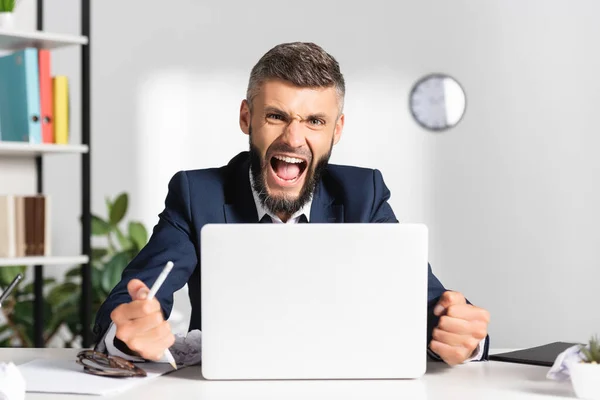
top-left (409, 73), bottom-right (466, 132)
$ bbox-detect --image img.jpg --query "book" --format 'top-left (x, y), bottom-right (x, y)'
top-left (0, 195), bottom-right (51, 258)
top-left (0, 195), bottom-right (16, 258)
top-left (52, 76), bottom-right (69, 144)
top-left (14, 196), bottom-right (25, 257)
top-left (38, 49), bottom-right (54, 144)
top-left (0, 48), bottom-right (42, 143)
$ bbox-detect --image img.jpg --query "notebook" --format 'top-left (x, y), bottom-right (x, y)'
top-left (18, 358), bottom-right (176, 395)
top-left (490, 342), bottom-right (580, 367)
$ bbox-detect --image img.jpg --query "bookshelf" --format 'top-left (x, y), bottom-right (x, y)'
top-left (0, 0), bottom-right (92, 347)
top-left (0, 28), bottom-right (87, 50)
top-left (0, 256), bottom-right (89, 267)
top-left (0, 142), bottom-right (88, 156)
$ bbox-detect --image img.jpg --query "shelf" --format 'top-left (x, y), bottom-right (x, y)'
top-left (0, 29), bottom-right (88, 51)
top-left (0, 142), bottom-right (89, 156)
top-left (0, 255), bottom-right (89, 267)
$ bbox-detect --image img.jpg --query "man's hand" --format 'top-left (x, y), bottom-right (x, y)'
top-left (429, 291), bottom-right (490, 366)
top-left (110, 279), bottom-right (175, 361)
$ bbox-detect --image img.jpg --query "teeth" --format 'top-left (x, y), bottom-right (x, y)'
top-left (274, 155), bottom-right (304, 164)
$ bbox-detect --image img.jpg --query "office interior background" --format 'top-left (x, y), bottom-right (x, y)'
top-left (1, 0), bottom-right (599, 349)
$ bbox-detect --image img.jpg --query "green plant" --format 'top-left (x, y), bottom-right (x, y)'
top-left (0, 0), bottom-right (19, 12)
top-left (580, 335), bottom-right (600, 364)
top-left (0, 265), bottom-right (53, 347)
top-left (0, 192), bottom-right (148, 347)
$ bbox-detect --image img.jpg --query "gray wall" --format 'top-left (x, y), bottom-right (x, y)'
top-left (8, 0), bottom-right (599, 347)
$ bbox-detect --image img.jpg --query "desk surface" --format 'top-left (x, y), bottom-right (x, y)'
top-left (1, 348), bottom-right (578, 400)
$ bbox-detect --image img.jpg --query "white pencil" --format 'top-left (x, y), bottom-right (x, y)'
top-left (146, 261), bottom-right (177, 370)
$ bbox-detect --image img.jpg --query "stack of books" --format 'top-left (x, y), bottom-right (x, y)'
top-left (0, 195), bottom-right (51, 258)
top-left (0, 47), bottom-right (69, 145)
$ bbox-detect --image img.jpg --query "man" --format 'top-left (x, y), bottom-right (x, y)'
top-left (94, 42), bottom-right (490, 366)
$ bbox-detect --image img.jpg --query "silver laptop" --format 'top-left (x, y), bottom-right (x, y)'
top-left (200, 223), bottom-right (429, 380)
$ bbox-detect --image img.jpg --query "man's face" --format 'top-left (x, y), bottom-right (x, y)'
top-left (240, 79), bottom-right (344, 219)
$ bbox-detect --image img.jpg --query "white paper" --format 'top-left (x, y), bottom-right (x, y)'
top-left (0, 362), bottom-right (25, 400)
top-left (547, 344), bottom-right (586, 381)
top-left (18, 358), bottom-right (176, 396)
top-left (170, 329), bottom-right (202, 366)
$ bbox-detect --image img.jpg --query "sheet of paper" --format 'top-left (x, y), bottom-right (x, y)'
top-left (18, 358), bottom-right (176, 396)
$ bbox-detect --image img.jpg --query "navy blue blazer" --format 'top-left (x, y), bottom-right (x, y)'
top-left (93, 151), bottom-right (488, 359)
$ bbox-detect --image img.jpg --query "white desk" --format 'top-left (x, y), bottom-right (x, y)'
top-left (0, 348), bottom-right (578, 399)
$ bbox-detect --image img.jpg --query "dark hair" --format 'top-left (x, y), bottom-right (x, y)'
top-left (246, 42), bottom-right (345, 113)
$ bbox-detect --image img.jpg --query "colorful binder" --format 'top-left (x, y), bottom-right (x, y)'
top-left (0, 48), bottom-right (42, 143)
top-left (38, 49), bottom-right (54, 143)
top-left (52, 75), bottom-right (69, 144)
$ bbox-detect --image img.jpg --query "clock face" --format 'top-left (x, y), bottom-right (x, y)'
top-left (409, 74), bottom-right (466, 132)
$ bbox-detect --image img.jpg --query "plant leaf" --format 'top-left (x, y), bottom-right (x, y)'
top-left (0, 0), bottom-right (14, 12)
top-left (91, 247), bottom-right (109, 261)
top-left (91, 215), bottom-right (111, 235)
top-left (12, 300), bottom-right (34, 327)
top-left (109, 193), bottom-right (128, 226)
top-left (46, 300), bottom-right (79, 343)
top-left (65, 267), bottom-right (81, 279)
top-left (581, 347), bottom-right (593, 363)
top-left (0, 323), bottom-right (12, 338)
top-left (47, 282), bottom-right (79, 309)
top-left (91, 264), bottom-right (106, 296)
top-left (19, 278), bottom-right (56, 295)
top-left (105, 196), bottom-right (113, 215)
top-left (101, 252), bottom-right (129, 294)
top-left (0, 265), bottom-right (26, 286)
top-left (114, 227), bottom-right (132, 250)
top-left (590, 335), bottom-right (600, 363)
top-left (128, 221), bottom-right (148, 252)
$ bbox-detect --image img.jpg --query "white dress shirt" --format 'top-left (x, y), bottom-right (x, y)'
top-left (100, 169), bottom-right (485, 363)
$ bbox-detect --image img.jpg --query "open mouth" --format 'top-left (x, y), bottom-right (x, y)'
top-left (269, 154), bottom-right (308, 183)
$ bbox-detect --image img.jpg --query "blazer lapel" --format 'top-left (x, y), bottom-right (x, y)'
top-left (223, 153), bottom-right (259, 224)
top-left (309, 179), bottom-right (344, 223)
top-left (223, 203), bottom-right (257, 224)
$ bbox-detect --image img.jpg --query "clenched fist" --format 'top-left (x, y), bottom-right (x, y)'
top-left (110, 279), bottom-right (175, 361)
top-left (429, 291), bottom-right (490, 366)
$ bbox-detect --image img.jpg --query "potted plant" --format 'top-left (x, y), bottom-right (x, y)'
top-left (0, 0), bottom-right (19, 29)
top-left (569, 335), bottom-right (600, 400)
top-left (0, 192), bottom-right (148, 348)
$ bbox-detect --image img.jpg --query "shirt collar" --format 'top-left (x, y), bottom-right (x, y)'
top-left (249, 168), bottom-right (312, 223)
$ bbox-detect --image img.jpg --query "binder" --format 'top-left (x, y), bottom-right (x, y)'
top-left (0, 48), bottom-right (42, 143)
top-left (53, 75), bottom-right (69, 144)
top-left (38, 49), bottom-right (54, 143)
top-left (490, 342), bottom-right (579, 367)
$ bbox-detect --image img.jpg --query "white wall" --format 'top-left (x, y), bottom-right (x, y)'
top-left (19, 0), bottom-right (599, 347)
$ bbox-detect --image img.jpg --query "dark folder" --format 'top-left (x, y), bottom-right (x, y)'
top-left (490, 342), bottom-right (579, 367)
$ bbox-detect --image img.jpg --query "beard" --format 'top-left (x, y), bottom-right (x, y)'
top-left (249, 128), bottom-right (332, 218)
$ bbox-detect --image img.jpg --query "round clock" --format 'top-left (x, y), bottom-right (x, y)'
top-left (409, 73), bottom-right (466, 132)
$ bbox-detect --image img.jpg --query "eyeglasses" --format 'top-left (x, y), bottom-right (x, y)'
top-left (76, 350), bottom-right (147, 378)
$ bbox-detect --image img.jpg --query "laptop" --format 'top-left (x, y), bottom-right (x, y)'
top-left (200, 223), bottom-right (429, 380)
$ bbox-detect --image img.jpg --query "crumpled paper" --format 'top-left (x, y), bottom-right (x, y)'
top-left (547, 343), bottom-right (587, 381)
top-left (0, 362), bottom-right (25, 400)
top-left (169, 329), bottom-right (202, 366)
